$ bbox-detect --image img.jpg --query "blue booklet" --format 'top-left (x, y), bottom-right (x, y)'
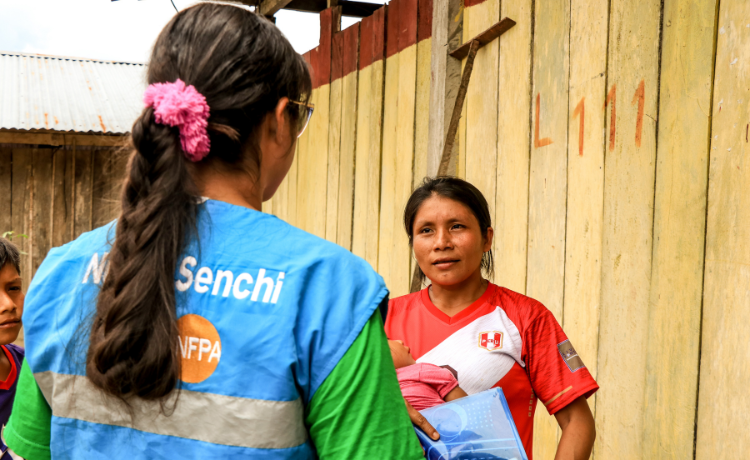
top-left (415, 388), bottom-right (529, 460)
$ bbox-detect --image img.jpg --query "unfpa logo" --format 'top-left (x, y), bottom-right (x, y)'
top-left (177, 314), bottom-right (222, 384)
top-left (478, 331), bottom-right (504, 351)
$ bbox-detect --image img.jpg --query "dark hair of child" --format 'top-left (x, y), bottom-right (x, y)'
top-left (86, 2), bottom-right (312, 401)
top-left (403, 177), bottom-right (495, 286)
top-left (0, 238), bottom-right (20, 275)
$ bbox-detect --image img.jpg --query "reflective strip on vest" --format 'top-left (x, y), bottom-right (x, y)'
top-left (35, 371), bottom-right (308, 450)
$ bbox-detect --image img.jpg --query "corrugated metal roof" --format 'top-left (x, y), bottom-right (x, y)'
top-left (0, 52), bottom-right (147, 135)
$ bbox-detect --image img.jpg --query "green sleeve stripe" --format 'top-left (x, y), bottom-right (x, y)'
top-left (4, 359), bottom-right (52, 460)
top-left (305, 311), bottom-right (423, 459)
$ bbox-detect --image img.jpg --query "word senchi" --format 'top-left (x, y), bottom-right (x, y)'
top-left (82, 253), bottom-right (285, 304)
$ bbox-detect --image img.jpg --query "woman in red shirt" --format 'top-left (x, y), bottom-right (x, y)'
top-left (385, 177), bottom-right (597, 460)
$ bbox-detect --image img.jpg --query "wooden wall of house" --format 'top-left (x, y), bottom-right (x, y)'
top-left (0, 141), bottom-right (128, 344)
top-left (265, 1), bottom-right (749, 458)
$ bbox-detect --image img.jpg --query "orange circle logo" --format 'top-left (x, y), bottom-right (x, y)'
top-left (177, 314), bottom-right (222, 384)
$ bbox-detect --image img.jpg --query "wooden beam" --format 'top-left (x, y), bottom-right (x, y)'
top-left (258, 0), bottom-right (293, 16)
top-left (0, 131), bottom-right (64, 146)
top-left (281, 0), bottom-right (382, 17)
top-left (0, 130), bottom-right (125, 148)
top-left (449, 17), bottom-right (515, 60)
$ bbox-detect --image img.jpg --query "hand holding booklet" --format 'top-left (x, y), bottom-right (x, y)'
top-left (415, 388), bottom-right (529, 460)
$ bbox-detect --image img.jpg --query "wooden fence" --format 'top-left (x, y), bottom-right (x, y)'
top-left (264, 0), bottom-right (748, 458)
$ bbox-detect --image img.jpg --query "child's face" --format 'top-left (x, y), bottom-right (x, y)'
top-left (0, 264), bottom-right (23, 345)
top-left (388, 340), bottom-right (417, 369)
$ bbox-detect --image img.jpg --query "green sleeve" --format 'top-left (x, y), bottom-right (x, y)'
top-left (305, 309), bottom-right (424, 459)
top-left (4, 359), bottom-right (52, 460)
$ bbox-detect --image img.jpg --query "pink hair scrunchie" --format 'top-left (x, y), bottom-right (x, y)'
top-left (143, 79), bottom-right (211, 162)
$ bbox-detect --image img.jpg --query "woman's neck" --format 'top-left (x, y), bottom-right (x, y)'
top-left (192, 162), bottom-right (263, 211)
top-left (428, 271), bottom-right (488, 318)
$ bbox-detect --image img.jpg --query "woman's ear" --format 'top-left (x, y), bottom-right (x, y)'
top-left (273, 97), bottom-right (291, 146)
top-left (484, 227), bottom-right (494, 252)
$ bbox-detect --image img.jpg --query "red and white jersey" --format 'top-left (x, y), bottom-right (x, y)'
top-left (385, 283), bottom-right (598, 459)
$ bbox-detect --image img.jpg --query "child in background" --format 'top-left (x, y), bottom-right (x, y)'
top-left (0, 238), bottom-right (25, 459)
top-left (389, 340), bottom-right (467, 411)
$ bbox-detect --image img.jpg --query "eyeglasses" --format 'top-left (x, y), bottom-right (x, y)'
top-left (287, 100), bottom-right (314, 138)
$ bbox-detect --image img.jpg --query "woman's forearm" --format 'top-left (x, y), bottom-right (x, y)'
top-left (553, 396), bottom-right (596, 460)
top-left (554, 417), bottom-right (595, 460)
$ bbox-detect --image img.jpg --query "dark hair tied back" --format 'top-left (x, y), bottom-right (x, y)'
top-left (403, 177), bottom-right (494, 287)
top-left (86, 2), bottom-right (311, 401)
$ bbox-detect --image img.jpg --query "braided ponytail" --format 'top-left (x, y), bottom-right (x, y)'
top-left (85, 2), bottom-right (310, 401)
top-left (87, 109), bottom-right (197, 399)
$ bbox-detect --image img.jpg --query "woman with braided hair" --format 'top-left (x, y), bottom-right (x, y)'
top-left (2, 3), bottom-right (424, 459)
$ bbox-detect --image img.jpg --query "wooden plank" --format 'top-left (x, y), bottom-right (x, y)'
top-left (0, 148), bottom-right (11, 234)
top-left (10, 148), bottom-right (33, 285)
top-left (351, 13), bottom-right (376, 263)
top-left (298, 8), bottom-right (335, 238)
top-left (51, 148), bottom-right (74, 247)
top-left (454, 3), bottom-right (469, 182)
top-left (412, 0), bottom-right (432, 187)
top-left (0, 130), bottom-right (124, 147)
top-left (73, 147), bottom-right (94, 238)
top-left (494, 0), bottom-right (532, 295)
top-left (364, 54), bottom-right (385, 266)
top-left (412, 38), bottom-right (431, 188)
top-left (351, 67), bottom-right (371, 260)
top-left (593, 0), bottom-right (662, 457)
top-left (377, 0), bottom-right (402, 288)
top-left (110, 150), bottom-right (128, 219)
top-left (456, 58), bottom-right (467, 181)
top-left (307, 85), bottom-right (330, 237)
top-left (526, 0), bottom-right (570, 456)
top-left (696, 1), bottom-right (750, 458)
top-left (0, 131), bottom-right (64, 146)
top-left (92, 150), bottom-right (114, 228)
top-left (31, 149), bottom-right (54, 277)
top-left (336, 24), bottom-right (359, 251)
top-left (561, 0), bottom-right (608, 423)
top-left (426, 0), bottom-right (462, 177)
top-left (351, 7), bottom-right (385, 268)
top-left (295, 52), bottom-right (314, 232)
top-left (326, 30), bottom-right (344, 243)
top-left (463, 0), bottom-right (499, 278)
top-left (390, 0), bottom-right (419, 298)
top-left (642, 1), bottom-right (717, 457)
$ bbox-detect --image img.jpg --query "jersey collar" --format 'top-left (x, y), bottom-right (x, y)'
top-left (420, 282), bottom-right (497, 325)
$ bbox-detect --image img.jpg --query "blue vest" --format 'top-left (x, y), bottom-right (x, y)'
top-left (23, 199), bottom-right (387, 459)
